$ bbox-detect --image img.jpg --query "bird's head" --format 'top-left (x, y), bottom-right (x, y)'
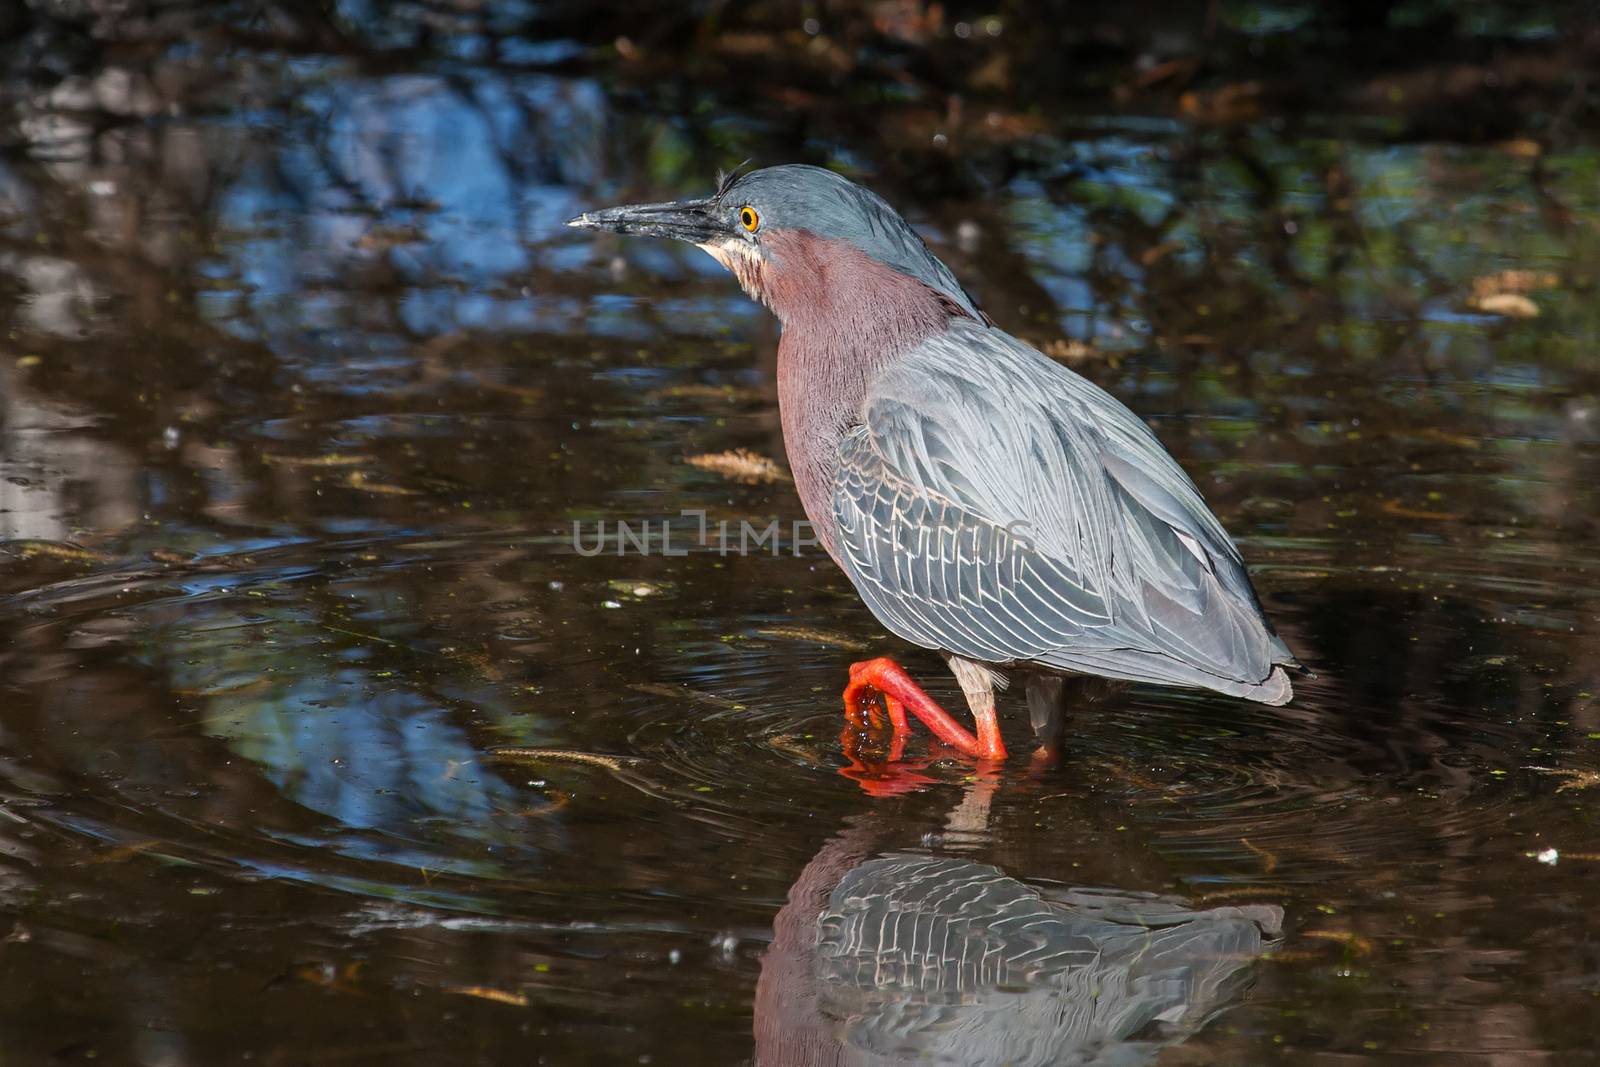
top-left (567, 164), bottom-right (985, 326)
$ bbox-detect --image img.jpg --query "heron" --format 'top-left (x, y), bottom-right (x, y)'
top-left (569, 165), bottom-right (1299, 761)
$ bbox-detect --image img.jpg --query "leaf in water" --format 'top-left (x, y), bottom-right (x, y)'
top-left (685, 449), bottom-right (789, 485)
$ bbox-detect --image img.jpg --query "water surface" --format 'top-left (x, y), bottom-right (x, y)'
top-left (1, 5), bottom-right (1599, 1063)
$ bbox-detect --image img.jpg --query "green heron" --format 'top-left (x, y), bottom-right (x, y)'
top-left (569, 165), bottom-right (1298, 762)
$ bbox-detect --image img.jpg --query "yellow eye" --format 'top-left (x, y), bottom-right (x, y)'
top-left (739, 206), bottom-right (760, 232)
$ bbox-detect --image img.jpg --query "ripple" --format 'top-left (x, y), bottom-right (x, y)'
top-left (0, 533), bottom-right (867, 919)
top-left (2, 521), bottom-right (1598, 927)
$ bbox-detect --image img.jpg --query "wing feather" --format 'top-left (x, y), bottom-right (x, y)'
top-left (833, 321), bottom-right (1294, 700)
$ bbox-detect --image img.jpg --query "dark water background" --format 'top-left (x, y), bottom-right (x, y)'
top-left (1, 2), bottom-right (1599, 1063)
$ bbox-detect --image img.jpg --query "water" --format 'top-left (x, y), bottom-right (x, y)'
top-left (1, 5), bottom-right (1599, 1063)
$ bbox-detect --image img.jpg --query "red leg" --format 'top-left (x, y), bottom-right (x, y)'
top-left (842, 656), bottom-right (1006, 760)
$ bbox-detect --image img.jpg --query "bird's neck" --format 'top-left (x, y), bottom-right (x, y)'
top-left (767, 230), bottom-right (961, 562)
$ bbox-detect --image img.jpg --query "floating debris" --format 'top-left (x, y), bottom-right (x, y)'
top-left (174, 677), bottom-right (275, 699)
top-left (607, 579), bottom-right (670, 599)
top-left (286, 960), bottom-right (364, 994)
top-left (1178, 80), bottom-right (1266, 124)
top-left (83, 840), bottom-right (164, 865)
top-left (1466, 268), bottom-right (1556, 317)
top-left (262, 452), bottom-right (370, 468)
top-left (0, 539), bottom-right (110, 564)
top-left (1196, 885), bottom-right (1292, 904)
top-left (443, 985), bottom-right (530, 1007)
top-left (766, 733), bottom-right (826, 766)
top-left (710, 931), bottom-right (739, 961)
top-left (630, 682), bottom-right (745, 711)
top-left (753, 624), bottom-right (868, 651)
top-left (1471, 292), bottom-right (1540, 318)
top-left (509, 793), bottom-right (572, 819)
top-left (1494, 138), bottom-right (1544, 158)
top-left (1239, 836), bottom-right (1279, 874)
top-left (487, 748), bottom-right (639, 773)
top-left (685, 449), bottom-right (789, 485)
top-left (646, 383), bottom-right (764, 404)
top-left (323, 624), bottom-right (406, 649)
top-left (1407, 427), bottom-right (1483, 450)
top-left (1470, 269), bottom-right (1558, 300)
top-left (345, 470), bottom-right (421, 495)
top-left (1035, 338), bottom-right (1104, 364)
top-left (1527, 767), bottom-right (1600, 793)
top-left (1379, 499), bottom-right (1463, 521)
top-left (1301, 929), bottom-right (1375, 955)
top-left (356, 223), bottom-right (426, 250)
top-left (1138, 239), bottom-right (1185, 267)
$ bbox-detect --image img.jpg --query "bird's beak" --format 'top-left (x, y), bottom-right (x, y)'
top-left (565, 197), bottom-right (725, 245)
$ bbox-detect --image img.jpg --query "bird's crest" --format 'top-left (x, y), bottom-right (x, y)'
top-left (713, 160), bottom-right (754, 202)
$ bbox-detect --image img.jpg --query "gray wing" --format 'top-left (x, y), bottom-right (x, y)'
top-left (833, 320), bottom-right (1294, 702)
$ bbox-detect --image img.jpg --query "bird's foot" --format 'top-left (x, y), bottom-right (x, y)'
top-left (841, 656), bottom-right (1006, 761)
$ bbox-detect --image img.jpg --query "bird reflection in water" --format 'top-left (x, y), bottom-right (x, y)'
top-left (755, 779), bottom-right (1282, 1066)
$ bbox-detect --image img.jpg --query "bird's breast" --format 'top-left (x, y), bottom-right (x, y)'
top-left (776, 332), bottom-right (857, 565)
top-left (766, 236), bottom-right (968, 566)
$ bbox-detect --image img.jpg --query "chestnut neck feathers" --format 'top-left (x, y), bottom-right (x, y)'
top-left (756, 229), bottom-right (969, 561)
